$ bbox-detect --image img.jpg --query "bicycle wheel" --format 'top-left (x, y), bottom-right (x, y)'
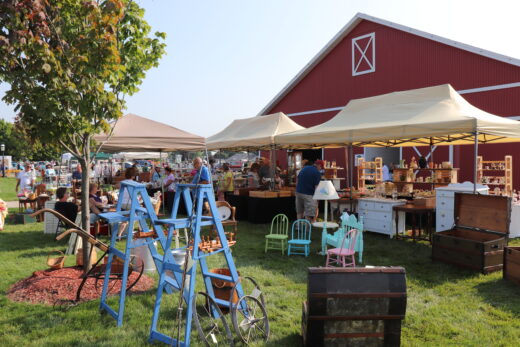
top-left (231, 295), bottom-right (269, 345)
top-left (229, 276), bottom-right (265, 308)
top-left (192, 291), bottom-right (234, 346)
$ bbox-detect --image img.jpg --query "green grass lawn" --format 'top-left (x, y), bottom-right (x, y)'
top-left (0, 177), bottom-right (18, 201)
top-left (1, 218), bottom-right (520, 346)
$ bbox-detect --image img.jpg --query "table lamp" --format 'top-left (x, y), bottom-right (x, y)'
top-left (313, 180), bottom-right (340, 254)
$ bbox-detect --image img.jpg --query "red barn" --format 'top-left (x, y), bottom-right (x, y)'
top-left (260, 13), bottom-right (520, 189)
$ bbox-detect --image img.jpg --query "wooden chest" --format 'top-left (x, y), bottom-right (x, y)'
top-left (302, 267), bottom-right (407, 347)
top-left (432, 193), bottom-right (511, 274)
top-left (504, 246), bottom-right (520, 286)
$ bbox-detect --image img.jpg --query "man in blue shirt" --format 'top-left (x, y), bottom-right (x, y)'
top-left (295, 159), bottom-right (323, 221)
top-left (192, 157), bottom-right (210, 184)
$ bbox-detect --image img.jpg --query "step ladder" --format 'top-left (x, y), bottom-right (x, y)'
top-left (98, 180), bottom-right (182, 326)
top-left (149, 183), bottom-right (245, 346)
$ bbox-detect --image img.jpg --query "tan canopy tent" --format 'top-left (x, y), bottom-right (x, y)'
top-left (94, 113), bottom-right (205, 152)
top-left (206, 112), bottom-right (305, 150)
top-left (275, 84), bottom-right (520, 148)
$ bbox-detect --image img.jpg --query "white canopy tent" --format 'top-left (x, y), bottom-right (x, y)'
top-left (207, 112), bottom-right (305, 189)
top-left (275, 84), bottom-right (520, 192)
top-left (275, 84), bottom-right (520, 148)
top-left (206, 112), bottom-right (305, 150)
top-left (112, 152), bottom-right (169, 161)
top-left (94, 113), bottom-right (205, 152)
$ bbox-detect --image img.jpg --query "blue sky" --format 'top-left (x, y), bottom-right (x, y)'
top-left (1, 0), bottom-right (519, 137)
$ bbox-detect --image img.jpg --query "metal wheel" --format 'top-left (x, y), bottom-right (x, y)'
top-left (192, 291), bottom-right (234, 346)
top-left (231, 295), bottom-right (269, 344)
top-left (230, 276), bottom-right (265, 308)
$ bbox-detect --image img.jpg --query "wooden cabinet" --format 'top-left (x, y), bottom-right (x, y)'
top-left (477, 155), bottom-right (513, 196)
top-left (432, 193), bottom-right (511, 274)
top-left (357, 157), bottom-right (382, 189)
top-left (357, 198), bottom-right (405, 238)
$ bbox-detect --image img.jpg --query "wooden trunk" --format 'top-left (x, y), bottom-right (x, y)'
top-left (302, 267), bottom-right (407, 347)
top-left (504, 246), bottom-right (520, 286)
top-left (432, 193), bottom-right (511, 274)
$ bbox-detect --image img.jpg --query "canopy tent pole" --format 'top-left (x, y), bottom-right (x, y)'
top-left (474, 132), bottom-right (478, 194)
top-left (204, 147), bottom-right (212, 184)
top-left (430, 138), bottom-right (434, 165)
top-left (348, 145), bottom-right (354, 214)
top-left (160, 150), bottom-right (166, 215)
top-left (270, 145), bottom-right (276, 190)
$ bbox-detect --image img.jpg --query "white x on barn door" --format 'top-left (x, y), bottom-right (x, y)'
top-left (352, 32), bottom-right (376, 76)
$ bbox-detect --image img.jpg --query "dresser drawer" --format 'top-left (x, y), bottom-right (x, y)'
top-left (436, 190), bottom-right (455, 199)
top-left (373, 202), bottom-right (394, 212)
top-left (366, 211), bottom-right (392, 222)
top-left (436, 197), bottom-right (453, 211)
top-left (364, 218), bottom-right (391, 233)
top-left (358, 200), bottom-right (375, 211)
top-left (436, 209), bottom-right (454, 232)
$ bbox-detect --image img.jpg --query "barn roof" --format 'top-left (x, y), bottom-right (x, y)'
top-left (258, 13), bottom-right (520, 116)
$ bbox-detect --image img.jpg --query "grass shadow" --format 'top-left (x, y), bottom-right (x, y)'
top-left (265, 332), bottom-right (302, 346)
top-left (475, 277), bottom-right (520, 317)
top-left (0, 230), bottom-right (59, 252)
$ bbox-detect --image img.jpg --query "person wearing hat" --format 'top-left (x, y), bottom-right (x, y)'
top-left (295, 159), bottom-right (323, 222)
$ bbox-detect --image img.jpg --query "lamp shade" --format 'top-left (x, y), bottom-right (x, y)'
top-left (313, 180), bottom-right (339, 200)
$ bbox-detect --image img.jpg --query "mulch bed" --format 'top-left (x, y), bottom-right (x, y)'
top-left (7, 266), bottom-right (155, 305)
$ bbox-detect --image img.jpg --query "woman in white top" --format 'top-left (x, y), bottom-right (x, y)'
top-left (163, 167), bottom-right (176, 192)
top-left (119, 167), bottom-right (137, 209)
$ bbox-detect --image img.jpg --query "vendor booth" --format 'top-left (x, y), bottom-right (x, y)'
top-left (93, 113), bottom-right (206, 214)
top-left (94, 113), bottom-right (205, 153)
top-left (276, 84), bottom-right (520, 239)
top-left (207, 112), bottom-right (304, 223)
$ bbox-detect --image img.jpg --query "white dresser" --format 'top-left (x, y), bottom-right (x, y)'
top-left (435, 182), bottom-right (489, 232)
top-left (357, 198), bottom-right (406, 238)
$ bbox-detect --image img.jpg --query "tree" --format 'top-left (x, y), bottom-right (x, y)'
top-left (0, 0), bottom-right (166, 270)
top-left (0, 119), bottom-right (61, 161)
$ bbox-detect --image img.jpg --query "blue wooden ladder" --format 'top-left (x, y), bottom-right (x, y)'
top-left (98, 180), bottom-right (178, 326)
top-left (148, 183), bottom-right (245, 346)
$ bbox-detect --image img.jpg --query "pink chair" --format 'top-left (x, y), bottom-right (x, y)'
top-left (326, 228), bottom-right (358, 267)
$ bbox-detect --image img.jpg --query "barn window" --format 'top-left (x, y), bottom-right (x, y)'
top-left (352, 32), bottom-right (376, 76)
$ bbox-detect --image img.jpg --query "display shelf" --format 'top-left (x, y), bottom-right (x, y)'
top-left (357, 157), bottom-right (382, 189)
top-left (323, 166), bottom-right (344, 179)
top-left (392, 166), bottom-right (458, 193)
top-left (477, 155), bottom-right (512, 196)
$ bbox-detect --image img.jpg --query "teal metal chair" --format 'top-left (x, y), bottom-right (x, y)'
top-left (288, 219), bottom-right (312, 256)
top-left (265, 214), bottom-right (289, 254)
top-left (324, 212), bottom-right (364, 262)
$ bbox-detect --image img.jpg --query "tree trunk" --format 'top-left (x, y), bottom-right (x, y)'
top-left (79, 152), bottom-right (92, 273)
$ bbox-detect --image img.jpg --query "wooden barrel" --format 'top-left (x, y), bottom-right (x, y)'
top-left (302, 267), bottom-right (407, 347)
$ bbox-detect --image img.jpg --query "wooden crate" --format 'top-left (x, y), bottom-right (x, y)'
top-left (504, 246), bottom-right (520, 286)
top-left (249, 190), bottom-right (278, 198)
top-left (432, 193), bottom-right (511, 274)
top-left (278, 190), bottom-right (293, 197)
top-left (302, 267), bottom-right (407, 347)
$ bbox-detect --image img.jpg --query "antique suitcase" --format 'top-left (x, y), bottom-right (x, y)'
top-left (302, 267), bottom-right (407, 347)
top-left (432, 193), bottom-right (511, 274)
top-left (504, 246), bottom-right (520, 286)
